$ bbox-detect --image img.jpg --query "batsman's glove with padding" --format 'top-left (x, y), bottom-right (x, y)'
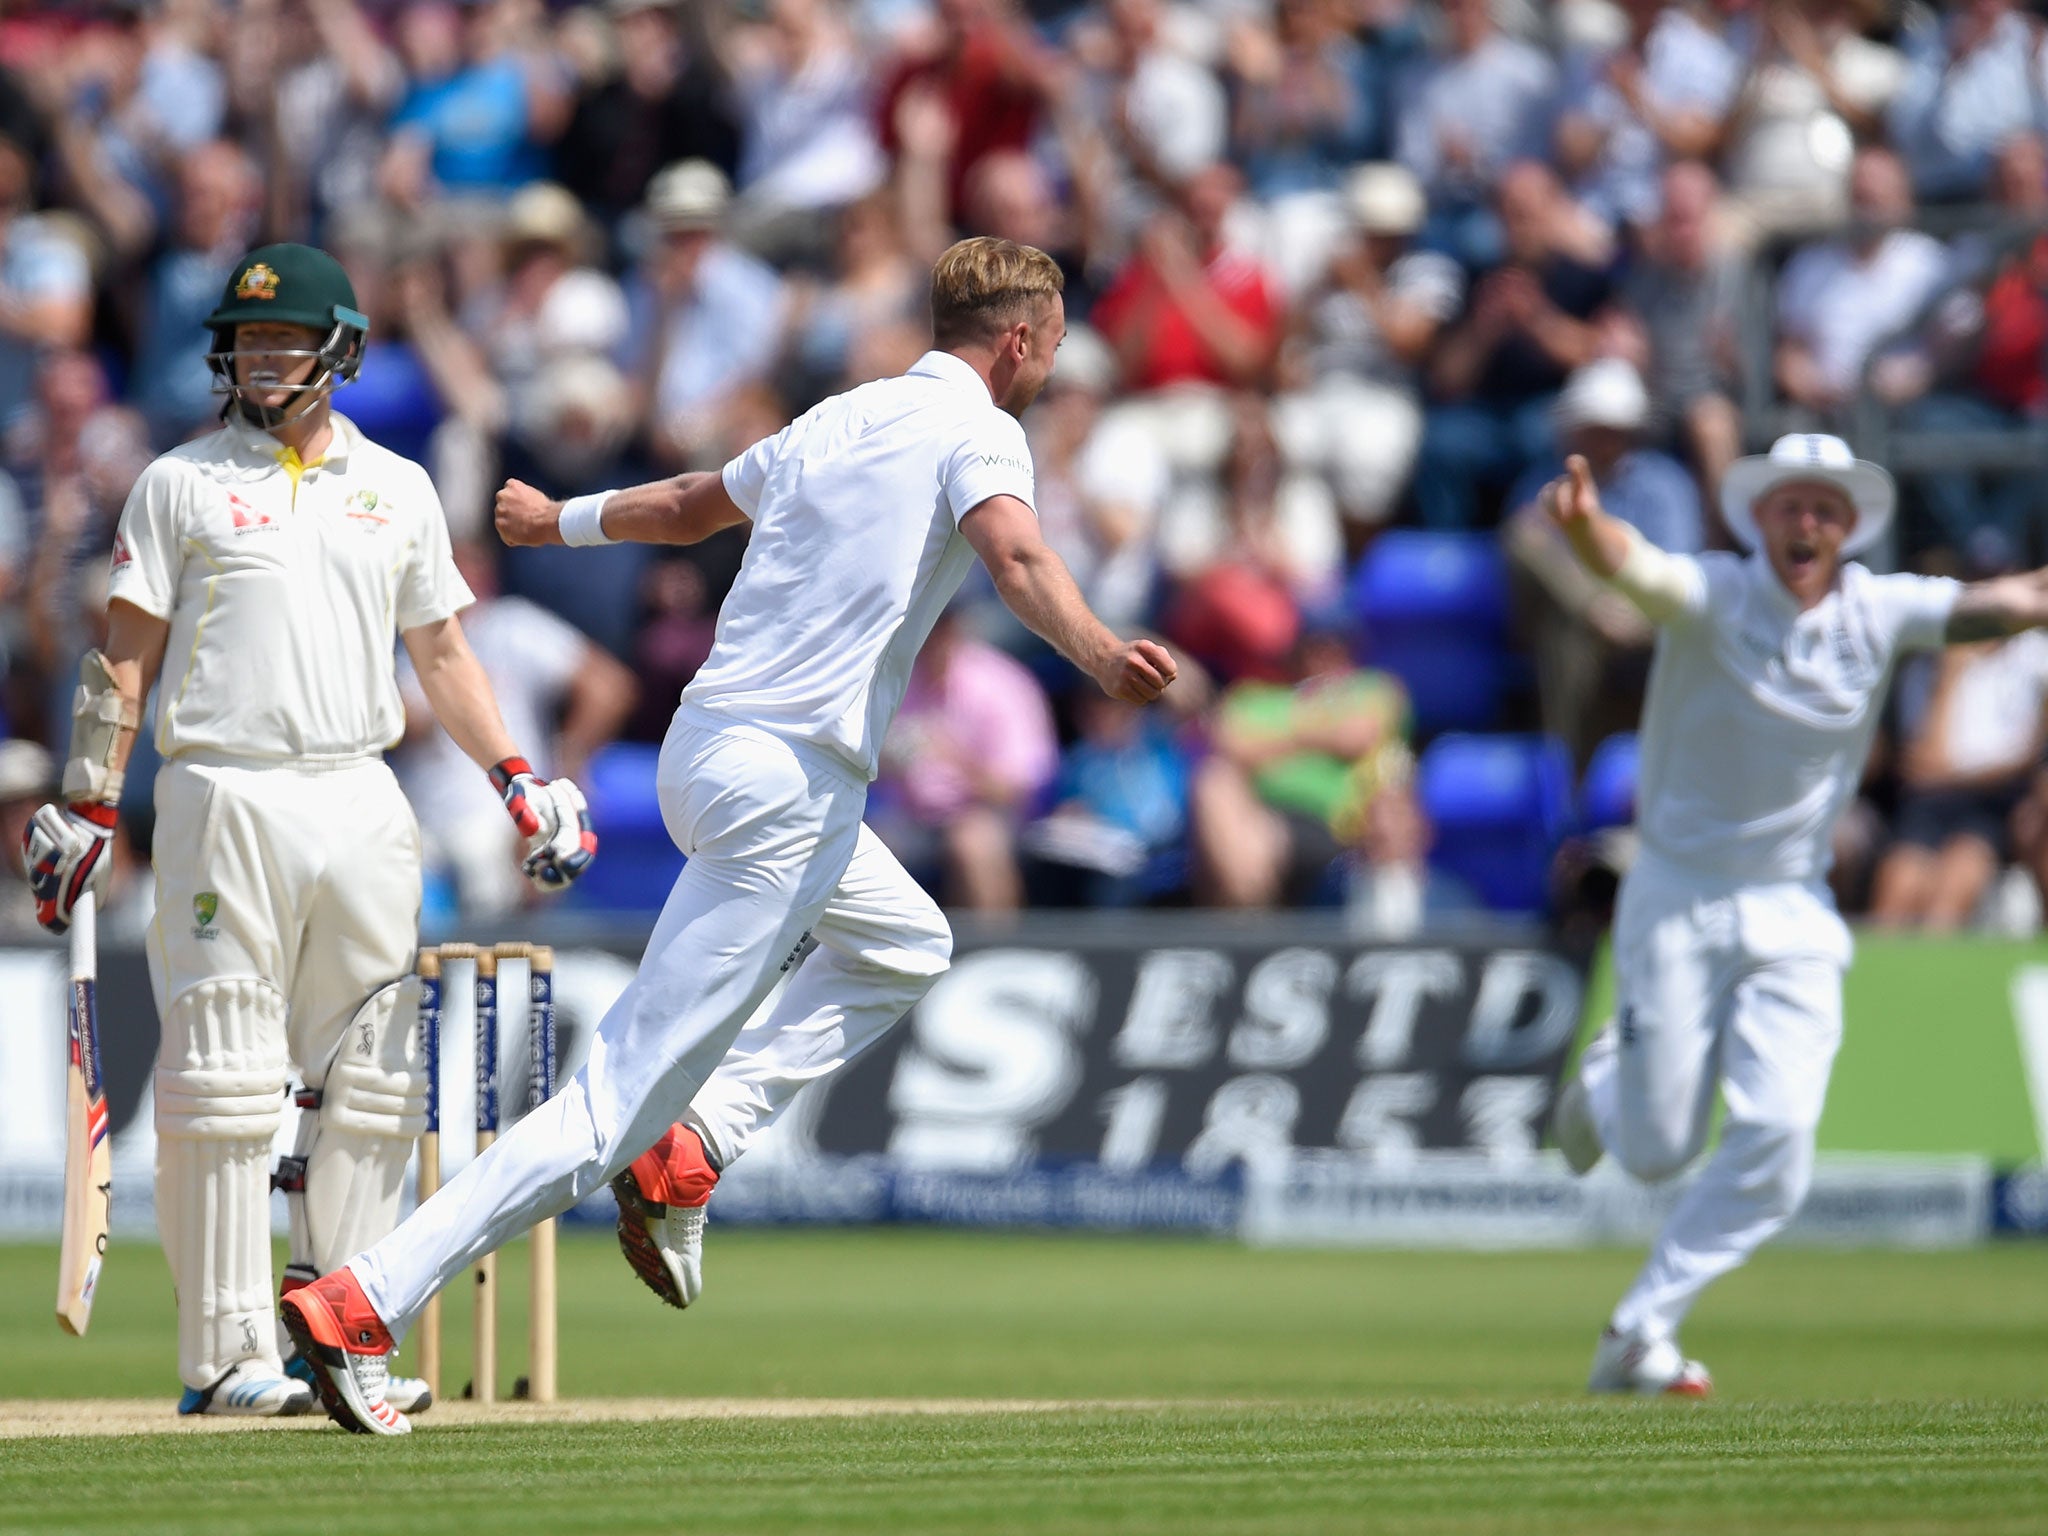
top-left (23, 801), bottom-right (117, 934)
top-left (490, 756), bottom-right (598, 891)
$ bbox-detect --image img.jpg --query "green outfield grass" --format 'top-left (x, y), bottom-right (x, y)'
top-left (2, 1231), bottom-right (2045, 1534)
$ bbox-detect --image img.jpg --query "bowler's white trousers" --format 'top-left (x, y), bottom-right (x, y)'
top-left (353, 717), bottom-right (952, 1332)
top-left (1579, 850), bottom-right (1849, 1342)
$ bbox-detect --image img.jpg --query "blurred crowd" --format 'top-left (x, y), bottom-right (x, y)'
top-left (5, 0), bottom-right (2048, 939)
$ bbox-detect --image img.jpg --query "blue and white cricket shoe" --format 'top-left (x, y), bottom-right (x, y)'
top-left (177, 1358), bottom-right (316, 1417)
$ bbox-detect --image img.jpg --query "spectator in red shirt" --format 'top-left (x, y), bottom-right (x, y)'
top-left (1091, 161), bottom-right (1281, 394)
top-left (877, 0), bottom-right (1056, 226)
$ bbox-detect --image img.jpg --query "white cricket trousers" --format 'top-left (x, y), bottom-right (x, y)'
top-left (1579, 852), bottom-right (1848, 1342)
top-left (352, 717), bottom-right (952, 1333)
top-left (149, 753), bottom-right (422, 1389)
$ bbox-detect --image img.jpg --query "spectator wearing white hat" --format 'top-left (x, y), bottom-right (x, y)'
top-left (625, 158), bottom-right (789, 469)
top-left (1505, 357), bottom-right (1702, 763)
top-left (1272, 163), bottom-right (1462, 532)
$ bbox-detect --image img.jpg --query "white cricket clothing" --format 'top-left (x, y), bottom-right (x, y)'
top-left (1633, 552), bottom-right (1959, 884)
top-left (149, 756), bottom-right (422, 1389)
top-left (107, 413), bottom-right (472, 764)
top-left (149, 757), bottom-right (423, 1078)
top-left (1577, 549), bottom-right (1954, 1349)
top-left (353, 718), bottom-right (951, 1329)
top-left (111, 410), bottom-right (454, 1394)
top-left (682, 350), bottom-right (1036, 781)
top-left (1581, 855), bottom-right (1847, 1341)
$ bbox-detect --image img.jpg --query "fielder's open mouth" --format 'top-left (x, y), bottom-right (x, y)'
top-left (1786, 539), bottom-right (1817, 572)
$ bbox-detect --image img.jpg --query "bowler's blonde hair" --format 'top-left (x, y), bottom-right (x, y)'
top-left (929, 237), bottom-right (1064, 348)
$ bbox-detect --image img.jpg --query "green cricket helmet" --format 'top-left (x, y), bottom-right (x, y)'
top-left (204, 243), bottom-right (370, 429)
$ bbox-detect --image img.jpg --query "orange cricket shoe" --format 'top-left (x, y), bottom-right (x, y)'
top-left (611, 1123), bottom-right (719, 1309)
top-left (279, 1266), bottom-right (411, 1435)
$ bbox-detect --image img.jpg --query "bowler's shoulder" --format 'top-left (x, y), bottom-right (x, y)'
top-left (954, 397), bottom-right (1030, 448)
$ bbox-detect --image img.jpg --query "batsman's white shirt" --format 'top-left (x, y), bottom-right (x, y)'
top-left (682, 349), bottom-right (1037, 780)
top-left (1634, 551), bottom-right (1959, 885)
top-left (106, 412), bottom-right (472, 762)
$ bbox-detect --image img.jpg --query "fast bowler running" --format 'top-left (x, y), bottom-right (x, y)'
top-left (284, 237), bottom-right (1176, 1433)
top-left (1540, 434), bottom-right (2048, 1395)
top-left (21, 244), bottom-right (595, 1422)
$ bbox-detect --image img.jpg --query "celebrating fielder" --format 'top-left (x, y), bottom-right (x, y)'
top-left (283, 237), bottom-right (1176, 1434)
top-left (22, 243), bottom-right (595, 1419)
top-left (1543, 434), bottom-right (2048, 1396)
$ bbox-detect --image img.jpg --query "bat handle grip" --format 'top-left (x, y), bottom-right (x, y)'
top-left (69, 891), bottom-right (97, 980)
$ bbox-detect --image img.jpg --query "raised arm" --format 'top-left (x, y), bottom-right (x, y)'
top-left (494, 474), bottom-right (749, 549)
top-left (1538, 454), bottom-right (1701, 625)
top-left (958, 494), bottom-right (1177, 705)
top-left (1944, 569), bottom-right (2048, 642)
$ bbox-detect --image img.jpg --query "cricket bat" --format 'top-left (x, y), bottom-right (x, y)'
top-left (56, 892), bottom-right (111, 1336)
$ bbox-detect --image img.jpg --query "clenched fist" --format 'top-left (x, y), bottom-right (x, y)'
top-left (495, 480), bottom-right (561, 548)
top-left (1093, 638), bottom-right (1179, 705)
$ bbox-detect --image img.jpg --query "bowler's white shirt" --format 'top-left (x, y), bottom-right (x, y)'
top-left (682, 350), bottom-right (1036, 780)
top-left (107, 413), bottom-right (471, 762)
top-left (1636, 552), bottom-right (1958, 884)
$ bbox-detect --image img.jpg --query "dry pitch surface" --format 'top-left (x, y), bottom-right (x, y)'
top-left (0, 1231), bottom-right (2043, 1535)
top-left (0, 1394), bottom-right (1170, 1438)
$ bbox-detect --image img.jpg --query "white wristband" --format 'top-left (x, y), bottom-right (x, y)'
top-left (559, 491), bottom-right (619, 547)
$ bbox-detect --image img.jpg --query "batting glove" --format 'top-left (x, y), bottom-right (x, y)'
top-left (23, 802), bottom-right (117, 934)
top-left (489, 758), bottom-right (598, 891)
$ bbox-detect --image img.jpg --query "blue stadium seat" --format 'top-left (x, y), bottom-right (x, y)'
top-left (1418, 733), bottom-right (1574, 914)
top-left (570, 743), bottom-right (684, 913)
top-left (1349, 531), bottom-right (1511, 732)
top-left (1579, 733), bottom-right (1639, 831)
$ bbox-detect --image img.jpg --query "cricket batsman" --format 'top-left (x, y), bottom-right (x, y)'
top-left (22, 243), bottom-right (596, 1419)
top-left (281, 236), bottom-right (1176, 1433)
top-left (1540, 434), bottom-right (2048, 1395)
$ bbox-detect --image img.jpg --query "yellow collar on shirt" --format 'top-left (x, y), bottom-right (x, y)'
top-left (274, 445), bottom-right (326, 492)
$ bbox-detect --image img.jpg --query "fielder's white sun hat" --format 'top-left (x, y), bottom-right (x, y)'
top-left (1720, 433), bottom-right (1895, 557)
